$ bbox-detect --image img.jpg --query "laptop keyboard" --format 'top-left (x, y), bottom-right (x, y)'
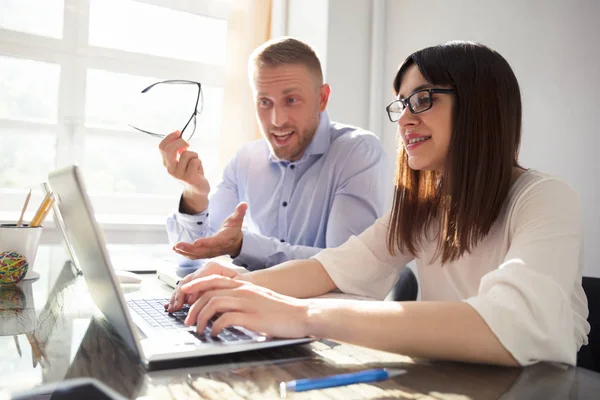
top-left (127, 298), bottom-right (253, 343)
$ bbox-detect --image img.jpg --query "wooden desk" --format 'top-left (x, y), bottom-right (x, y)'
top-left (1, 245), bottom-right (600, 399)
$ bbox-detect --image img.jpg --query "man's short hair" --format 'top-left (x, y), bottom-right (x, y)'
top-left (249, 37), bottom-right (324, 85)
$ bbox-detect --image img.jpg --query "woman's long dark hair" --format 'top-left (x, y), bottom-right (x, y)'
top-left (387, 41), bottom-right (522, 264)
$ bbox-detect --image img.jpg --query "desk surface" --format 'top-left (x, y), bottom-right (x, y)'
top-left (1, 245), bottom-right (600, 400)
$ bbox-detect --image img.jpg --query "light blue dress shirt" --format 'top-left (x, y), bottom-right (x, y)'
top-left (166, 111), bottom-right (388, 270)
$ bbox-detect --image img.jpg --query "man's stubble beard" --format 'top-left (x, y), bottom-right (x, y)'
top-left (277, 121), bottom-right (318, 161)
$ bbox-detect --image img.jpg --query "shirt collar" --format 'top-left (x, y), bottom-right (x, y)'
top-left (268, 111), bottom-right (332, 164)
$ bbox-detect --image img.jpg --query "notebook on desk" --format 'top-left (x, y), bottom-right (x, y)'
top-left (48, 165), bottom-right (314, 368)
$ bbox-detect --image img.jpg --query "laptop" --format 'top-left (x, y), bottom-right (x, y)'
top-left (47, 165), bottom-right (314, 367)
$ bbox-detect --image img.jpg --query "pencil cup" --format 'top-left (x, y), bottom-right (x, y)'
top-left (0, 225), bottom-right (43, 284)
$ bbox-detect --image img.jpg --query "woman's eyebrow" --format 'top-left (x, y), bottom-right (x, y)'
top-left (399, 84), bottom-right (432, 99)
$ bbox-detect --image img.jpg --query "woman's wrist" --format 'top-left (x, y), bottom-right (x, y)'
top-left (301, 300), bottom-right (332, 339)
top-left (293, 298), bottom-right (314, 338)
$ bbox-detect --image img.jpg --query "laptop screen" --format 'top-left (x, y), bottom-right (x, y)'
top-left (48, 165), bottom-right (144, 360)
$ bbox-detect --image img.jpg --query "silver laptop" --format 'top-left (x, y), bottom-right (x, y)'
top-left (48, 165), bottom-right (314, 367)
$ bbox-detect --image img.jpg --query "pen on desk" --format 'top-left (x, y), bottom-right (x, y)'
top-left (279, 368), bottom-right (406, 396)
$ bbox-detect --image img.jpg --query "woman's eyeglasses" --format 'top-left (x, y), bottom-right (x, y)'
top-left (386, 88), bottom-right (455, 122)
top-left (129, 80), bottom-right (203, 142)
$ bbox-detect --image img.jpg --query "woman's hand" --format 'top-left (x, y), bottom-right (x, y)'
top-left (181, 275), bottom-right (310, 339)
top-left (165, 260), bottom-right (240, 312)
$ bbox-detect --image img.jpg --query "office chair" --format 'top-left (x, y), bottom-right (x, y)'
top-left (577, 276), bottom-right (600, 372)
top-left (390, 267), bottom-right (419, 302)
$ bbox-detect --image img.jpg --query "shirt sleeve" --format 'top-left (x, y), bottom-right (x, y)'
top-left (313, 212), bottom-right (414, 300)
top-left (233, 134), bottom-right (388, 270)
top-left (465, 178), bottom-right (590, 366)
top-left (325, 134), bottom-right (388, 247)
top-left (233, 231), bottom-right (323, 270)
top-left (166, 156), bottom-right (240, 246)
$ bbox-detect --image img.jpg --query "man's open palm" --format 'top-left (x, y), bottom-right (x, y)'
top-left (173, 202), bottom-right (248, 260)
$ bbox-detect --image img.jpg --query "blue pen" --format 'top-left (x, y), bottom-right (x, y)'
top-left (280, 368), bottom-right (406, 396)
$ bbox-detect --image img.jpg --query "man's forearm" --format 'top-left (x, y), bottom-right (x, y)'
top-left (241, 259), bottom-right (336, 298)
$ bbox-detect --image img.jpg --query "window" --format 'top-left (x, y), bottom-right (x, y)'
top-left (0, 0), bottom-right (64, 39)
top-left (88, 0), bottom-right (227, 65)
top-left (0, 0), bottom-right (230, 227)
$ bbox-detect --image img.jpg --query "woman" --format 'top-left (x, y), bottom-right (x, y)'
top-left (166, 41), bottom-right (589, 367)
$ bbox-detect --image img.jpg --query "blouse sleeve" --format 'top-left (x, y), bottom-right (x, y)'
top-left (465, 178), bottom-right (590, 366)
top-left (312, 211), bottom-right (414, 300)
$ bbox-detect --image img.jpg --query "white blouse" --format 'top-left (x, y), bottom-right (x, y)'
top-left (312, 170), bottom-right (590, 366)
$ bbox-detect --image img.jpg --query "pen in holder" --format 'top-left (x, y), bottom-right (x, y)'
top-left (0, 189), bottom-right (53, 284)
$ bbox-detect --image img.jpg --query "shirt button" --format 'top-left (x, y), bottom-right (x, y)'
top-left (282, 201), bottom-right (288, 207)
top-left (280, 239), bottom-right (285, 242)
top-left (197, 221), bottom-right (203, 225)
top-left (290, 164), bottom-right (295, 169)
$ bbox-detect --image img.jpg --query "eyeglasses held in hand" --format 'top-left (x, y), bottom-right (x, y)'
top-left (129, 80), bottom-right (203, 142)
top-left (386, 88), bottom-right (455, 122)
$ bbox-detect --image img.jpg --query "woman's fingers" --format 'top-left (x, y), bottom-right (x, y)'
top-left (182, 277), bottom-right (245, 322)
top-left (182, 281), bottom-right (309, 339)
top-left (191, 295), bottom-right (247, 333)
top-left (181, 274), bottom-right (241, 295)
top-left (166, 289), bottom-right (185, 312)
top-left (166, 261), bottom-right (241, 310)
top-left (166, 274), bottom-right (194, 311)
top-left (211, 312), bottom-right (256, 336)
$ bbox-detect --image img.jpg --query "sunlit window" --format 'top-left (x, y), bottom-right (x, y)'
top-left (0, 0), bottom-right (229, 222)
top-left (89, 0), bottom-right (227, 65)
top-left (0, 0), bottom-right (64, 39)
top-left (0, 56), bottom-right (60, 124)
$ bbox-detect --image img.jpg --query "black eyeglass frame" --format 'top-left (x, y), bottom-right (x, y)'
top-left (129, 79), bottom-right (203, 141)
top-left (386, 88), bottom-right (456, 122)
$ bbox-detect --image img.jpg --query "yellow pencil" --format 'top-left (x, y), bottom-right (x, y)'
top-left (17, 189), bottom-right (32, 227)
top-left (34, 197), bottom-right (55, 227)
top-left (30, 192), bottom-right (52, 227)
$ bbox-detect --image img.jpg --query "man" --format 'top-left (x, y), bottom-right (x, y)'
top-left (159, 37), bottom-right (387, 271)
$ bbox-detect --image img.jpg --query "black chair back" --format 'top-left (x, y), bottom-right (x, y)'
top-left (577, 276), bottom-right (600, 372)
top-left (390, 267), bottom-right (419, 302)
